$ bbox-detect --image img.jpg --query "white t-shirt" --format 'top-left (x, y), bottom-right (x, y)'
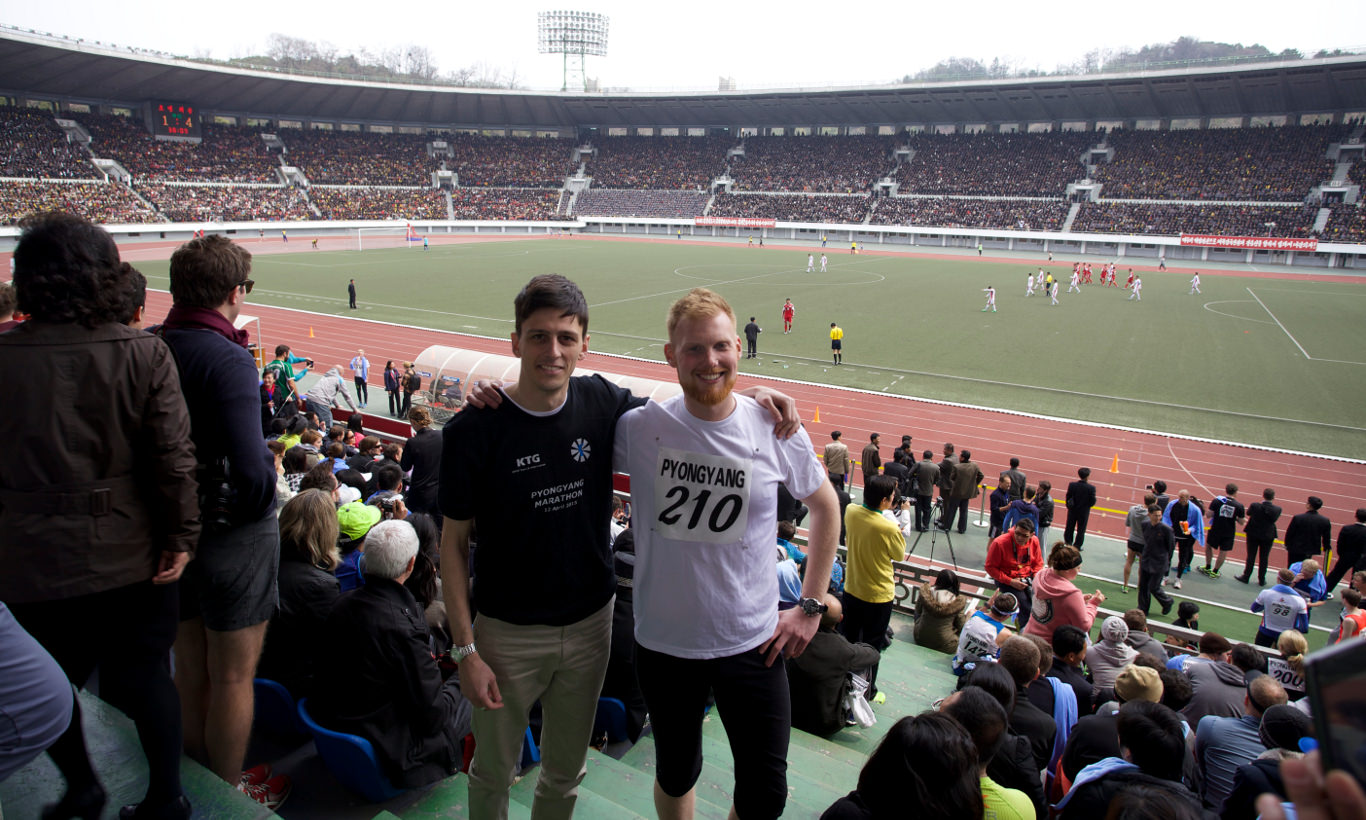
top-left (614, 393), bottom-right (825, 659)
top-left (1254, 586), bottom-right (1308, 635)
top-left (1266, 657), bottom-right (1306, 699)
top-left (955, 610), bottom-right (1007, 671)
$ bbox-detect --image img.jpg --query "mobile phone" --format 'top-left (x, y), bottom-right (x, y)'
top-left (1305, 635), bottom-right (1366, 787)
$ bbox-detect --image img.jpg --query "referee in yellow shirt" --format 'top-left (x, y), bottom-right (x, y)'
top-left (829, 322), bottom-right (843, 365)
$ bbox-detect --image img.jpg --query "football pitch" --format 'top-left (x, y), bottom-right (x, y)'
top-left (138, 237), bottom-right (1366, 459)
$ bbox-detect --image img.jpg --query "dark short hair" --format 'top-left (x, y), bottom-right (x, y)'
top-left (114, 266), bottom-right (147, 324)
top-left (1078, 467), bottom-right (1091, 479)
top-left (1053, 624), bottom-right (1088, 658)
top-left (275, 344), bottom-right (292, 357)
top-left (1231, 643), bottom-right (1267, 675)
top-left (1264, 488), bottom-right (1276, 500)
top-left (375, 463), bottom-right (403, 491)
top-left (169, 235), bottom-right (252, 309)
top-left (864, 475), bottom-right (899, 508)
top-left (1117, 701), bottom-right (1185, 780)
top-left (856, 713), bottom-right (983, 819)
top-left (960, 449), bottom-right (972, 461)
top-left (943, 687), bottom-right (1010, 766)
top-left (13, 211), bottom-right (125, 326)
top-left (335, 468), bottom-right (367, 494)
top-left (922, 449), bottom-right (933, 459)
top-left (1010, 457), bottom-right (1020, 468)
top-left (1176, 601), bottom-right (1200, 622)
top-left (1198, 632), bottom-right (1231, 656)
top-left (964, 663), bottom-right (1016, 713)
top-left (831, 430), bottom-right (841, 440)
top-left (1123, 609), bottom-right (1148, 633)
top-left (513, 274), bottom-right (588, 335)
top-left (299, 461), bottom-right (338, 492)
top-left (1308, 496), bottom-right (1323, 510)
top-left (1158, 668), bottom-right (1193, 711)
top-left (1153, 480), bottom-right (1167, 494)
top-left (1226, 483), bottom-right (1238, 494)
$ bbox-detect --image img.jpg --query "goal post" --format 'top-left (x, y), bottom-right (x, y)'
top-left (355, 224), bottom-right (423, 251)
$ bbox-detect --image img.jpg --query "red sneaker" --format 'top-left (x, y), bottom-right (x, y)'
top-left (239, 763), bottom-right (271, 787)
top-left (238, 774), bottom-right (291, 811)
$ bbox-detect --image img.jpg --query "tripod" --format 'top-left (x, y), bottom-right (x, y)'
top-left (908, 497), bottom-right (959, 569)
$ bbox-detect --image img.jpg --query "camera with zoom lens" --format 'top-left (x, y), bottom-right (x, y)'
top-left (198, 457), bottom-right (237, 533)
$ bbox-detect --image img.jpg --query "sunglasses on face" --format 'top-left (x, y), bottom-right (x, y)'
top-left (237, 279), bottom-right (255, 294)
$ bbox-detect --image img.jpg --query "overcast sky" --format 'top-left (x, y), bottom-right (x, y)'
top-left (6, 0), bottom-right (1364, 91)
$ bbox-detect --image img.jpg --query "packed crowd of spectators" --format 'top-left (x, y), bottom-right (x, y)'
top-left (137, 184), bottom-right (313, 223)
top-left (585, 135), bottom-right (729, 189)
top-left (0, 180), bottom-right (160, 225)
top-left (75, 113), bottom-right (280, 183)
top-left (730, 135), bottom-right (893, 193)
top-left (709, 192), bottom-right (872, 224)
top-left (870, 196), bottom-right (1070, 230)
top-left (1094, 125), bottom-right (1343, 201)
top-left (895, 131), bottom-right (1093, 197)
top-left (1320, 202), bottom-right (1366, 243)
top-left (572, 188), bottom-right (709, 219)
top-left (1072, 202), bottom-right (1320, 237)
top-left (283, 130), bottom-right (432, 187)
top-left (309, 186), bottom-right (448, 220)
top-left (0, 109), bottom-right (93, 179)
top-left (447, 135), bottom-right (576, 188)
top-left (449, 188), bottom-right (559, 221)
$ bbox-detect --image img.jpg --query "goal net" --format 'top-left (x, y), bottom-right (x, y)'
top-left (355, 224), bottom-right (424, 251)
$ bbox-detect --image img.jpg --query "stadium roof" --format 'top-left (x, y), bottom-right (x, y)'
top-left (3, 27), bottom-right (1366, 130)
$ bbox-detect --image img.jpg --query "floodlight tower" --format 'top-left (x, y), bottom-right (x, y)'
top-left (537, 10), bottom-right (609, 92)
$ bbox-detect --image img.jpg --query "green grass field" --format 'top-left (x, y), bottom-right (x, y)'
top-left (139, 238), bottom-right (1366, 457)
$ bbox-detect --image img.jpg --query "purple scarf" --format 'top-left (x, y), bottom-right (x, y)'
top-left (160, 305), bottom-right (249, 348)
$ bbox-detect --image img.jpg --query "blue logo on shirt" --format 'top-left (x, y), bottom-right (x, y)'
top-left (570, 438), bottom-right (591, 463)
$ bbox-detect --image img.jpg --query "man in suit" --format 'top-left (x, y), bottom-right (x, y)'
top-left (860, 433), bottom-right (882, 487)
top-left (1001, 457), bottom-right (1026, 504)
top-left (1326, 507), bottom-right (1366, 595)
top-left (882, 449), bottom-right (911, 501)
top-left (1283, 496), bottom-right (1331, 565)
top-left (944, 450), bottom-right (984, 534)
top-left (910, 450), bottom-right (941, 532)
top-left (823, 431), bottom-right (850, 491)
top-left (1064, 467), bottom-right (1098, 549)
top-left (1236, 488), bottom-right (1282, 586)
top-left (936, 443), bottom-right (956, 508)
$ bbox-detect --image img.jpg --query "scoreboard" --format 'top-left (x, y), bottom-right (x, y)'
top-left (147, 102), bottom-right (201, 139)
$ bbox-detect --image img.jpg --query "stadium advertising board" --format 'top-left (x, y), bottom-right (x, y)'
top-left (695, 217), bottom-right (777, 228)
top-left (1179, 234), bottom-right (1318, 252)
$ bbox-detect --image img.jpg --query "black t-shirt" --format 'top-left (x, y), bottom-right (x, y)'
top-left (439, 375), bottom-right (645, 626)
top-left (1169, 500), bottom-right (1191, 540)
top-left (1207, 495), bottom-right (1245, 539)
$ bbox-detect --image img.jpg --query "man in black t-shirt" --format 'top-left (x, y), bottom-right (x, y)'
top-left (1200, 483), bottom-right (1245, 580)
top-left (439, 275), bottom-right (797, 820)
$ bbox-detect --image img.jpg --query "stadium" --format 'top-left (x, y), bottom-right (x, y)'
top-left (2, 20), bottom-right (1366, 820)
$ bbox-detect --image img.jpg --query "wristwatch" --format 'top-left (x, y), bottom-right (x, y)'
top-left (452, 642), bottom-right (478, 662)
top-left (799, 597), bottom-right (828, 617)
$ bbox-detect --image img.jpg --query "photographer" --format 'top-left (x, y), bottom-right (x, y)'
top-left (985, 520), bottom-right (1044, 632)
top-left (366, 464), bottom-right (407, 518)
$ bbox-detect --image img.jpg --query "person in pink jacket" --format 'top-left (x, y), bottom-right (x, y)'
top-left (1023, 543), bottom-right (1105, 642)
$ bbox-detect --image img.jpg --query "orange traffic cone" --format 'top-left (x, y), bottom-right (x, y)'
top-left (308, 327), bottom-right (315, 338)
top-left (1110, 453), bottom-right (1120, 473)
top-left (813, 406), bottom-right (821, 423)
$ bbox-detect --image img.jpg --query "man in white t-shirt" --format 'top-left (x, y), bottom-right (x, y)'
top-left (1251, 568), bottom-right (1309, 647)
top-left (615, 287), bottom-right (838, 820)
top-left (806, 253), bottom-right (814, 273)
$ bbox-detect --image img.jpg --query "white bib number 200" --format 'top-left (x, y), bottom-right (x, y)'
top-left (653, 446), bottom-right (751, 543)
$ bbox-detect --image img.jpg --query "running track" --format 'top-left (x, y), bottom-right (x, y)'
top-left (114, 234), bottom-right (1366, 572)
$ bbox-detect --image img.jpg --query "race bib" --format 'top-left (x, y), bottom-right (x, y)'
top-left (653, 446), bottom-right (752, 544)
top-left (1219, 504), bottom-right (1236, 519)
top-left (1268, 657), bottom-right (1305, 693)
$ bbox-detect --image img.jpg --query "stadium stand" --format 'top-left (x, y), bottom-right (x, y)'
top-left (585, 135), bottom-right (729, 189)
top-left (710, 191), bottom-right (872, 223)
top-left (730, 135), bottom-right (892, 193)
top-left (1092, 125), bottom-right (1343, 201)
top-left (283, 129), bottom-right (432, 186)
top-left (1072, 202), bottom-right (1320, 237)
top-left (136, 184), bottom-right (313, 223)
top-left (572, 189), bottom-right (709, 219)
top-left (1321, 202), bottom-right (1366, 242)
top-left (895, 131), bottom-right (1093, 196)
top-left (449, 188), bottom-right (559, 221)
top-left (447, 135), bottom-right (575, 188)
top-left (0, 109), bottom-right (93, 179)
top-left (870, 196), bottom-right (1070, 231)
top-left (0, 180), bottom-right (160, 225)
top-left (75, 113), bottom-right (280, 183)
top-left (309, 187), bottom-right (448, 221)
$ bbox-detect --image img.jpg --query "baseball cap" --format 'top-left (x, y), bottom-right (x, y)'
top-left (338, 501), bottom-right (381, 540)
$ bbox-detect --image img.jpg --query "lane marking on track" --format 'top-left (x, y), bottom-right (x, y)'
top-left (1166, 437), bottom-right (1216, 498)
top-left (1246, 287), bottom-right (1311, 359)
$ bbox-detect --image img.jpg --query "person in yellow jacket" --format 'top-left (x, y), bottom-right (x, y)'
top-left (841, 474), bottom-right (906, 702)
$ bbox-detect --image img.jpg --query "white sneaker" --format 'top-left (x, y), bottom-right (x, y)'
top-left (1174, 579), bottom-right (1183, 590)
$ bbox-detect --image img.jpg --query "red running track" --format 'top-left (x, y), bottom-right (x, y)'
top-left (140, 270), bottom-right (1365, 575)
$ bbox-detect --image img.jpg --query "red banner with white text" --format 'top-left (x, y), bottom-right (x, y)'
top-left (694, 217), bottom-right (777, 228)
top-left (1179, 234), bottom-right (1318, 252)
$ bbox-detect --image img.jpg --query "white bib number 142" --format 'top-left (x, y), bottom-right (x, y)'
top-left (653, 446), bottom-right (751, 543)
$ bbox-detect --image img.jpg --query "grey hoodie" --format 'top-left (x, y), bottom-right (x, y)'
top-left (1180, 658), bottom-right (1248, 726)
top-left (305, 366), bottom-right (356, 410)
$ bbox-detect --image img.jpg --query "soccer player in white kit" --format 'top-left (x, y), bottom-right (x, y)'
top-left (982, 286), bottom-right (997, 312)
top-left (819, 254), bottom-right (827, 273)
top-left (807, 254), bottom-right (814, 273)
top-left (1049, 278), bottom-right (1060, 305)
top-left (1189, 272), bottom-right (1201, 294)
top-left (1068, 269), bottom-right (1081, 293)
top-left (1129, 277), bottom-right (1143, 301)
top-left (1026, 272), bottom-right (1036, 296)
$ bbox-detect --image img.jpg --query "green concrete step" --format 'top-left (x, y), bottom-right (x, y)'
top-left (507, 761), bottom-right (640, 819)
top-left (397, 773), bottom-right (531, 820)
top-left (0, 692), bottom-right (274, 820)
